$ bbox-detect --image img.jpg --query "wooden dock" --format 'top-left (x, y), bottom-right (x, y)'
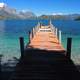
top-left (28, 21), bottom-right (65, 52)
top-left (10, 21), bottom-right (80, 80)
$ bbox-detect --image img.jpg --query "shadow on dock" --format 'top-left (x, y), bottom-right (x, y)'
top-left (9, 48), bottom-right (80, 80)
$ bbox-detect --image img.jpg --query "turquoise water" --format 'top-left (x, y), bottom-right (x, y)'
top-left (62, 34), bottom-right (80, 64)
top-left (0, 20), bottom-right (80, 64)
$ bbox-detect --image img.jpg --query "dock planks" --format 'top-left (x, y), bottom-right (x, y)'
top-left (28, 26), bottom-right (65, 52)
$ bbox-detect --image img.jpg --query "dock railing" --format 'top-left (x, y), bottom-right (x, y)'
top-left (29, 22), bottom-right (41, 43)
top-left (49, 20), bottom-right (62, 43)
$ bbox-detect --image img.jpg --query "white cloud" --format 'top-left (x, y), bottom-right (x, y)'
top-left (21, 9), bottom-right (32, 13)
top-left (52, 12), bottom-right (63, 15)
top-left (0, 2), bottom-right (7, 8)
top-left (21, 10), bottom-right (25, 12)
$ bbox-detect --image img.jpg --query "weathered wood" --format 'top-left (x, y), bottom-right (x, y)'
top-left (66, 38), bottom-right (72, 59)
top-left (19, 37), bottom-right (24, 58)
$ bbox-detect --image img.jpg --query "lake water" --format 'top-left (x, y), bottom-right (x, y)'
top-left (0, 19), bottom-right (80, 64)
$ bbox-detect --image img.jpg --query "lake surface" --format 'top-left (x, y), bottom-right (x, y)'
top-left (0, 19), bottom-right (80, 64)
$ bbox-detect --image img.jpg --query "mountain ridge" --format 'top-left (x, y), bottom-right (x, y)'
top-left (0, 3), bottom-right (80, 20)
top-left (0, 3), bottom-right (36, 19)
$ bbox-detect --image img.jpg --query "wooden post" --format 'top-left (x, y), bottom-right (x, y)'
top-left (37, 25), bottom-right (39, 31)
top-left (38, 22), bottom-right (40, 27)
top-left (52, 26), bottom-right (55, 34)
top-left (30, 31), bottom-right (32, 40)
top-left (33, 27), bottom-right (35, 36)
top-left (49, 19), bottom-right (52, 25)
top-left (35, 26), bottom-right (37, 34)
top-left (40, 23), bottom-right (41, 28)
top-left (51, 26), bottom-right (55, 35)
top-left (36, 24), bottom-right (38, 31)
top-left (28, 31), bottom-right (31, 43)
top-left (59, 30), bottom-right (61, 43)
top-left (19, 37), bottom-right (24, 58)
top-left (55, 28), bottom-right (57, 37)
top-left (66, 38), bottom-right (72, 59)
top-left (34, 26), bottom-right (36, 34)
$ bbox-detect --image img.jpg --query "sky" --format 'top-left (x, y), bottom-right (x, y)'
top-left (0, 0), bottom-right (80, 16)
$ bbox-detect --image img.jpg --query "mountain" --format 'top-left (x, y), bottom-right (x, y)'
top-left (38, 15), bottom-right (68, 20)
top-left (64, 14), bottom-right (80, 20)
top-left (0, 3), bottom-right (36, 19)
top-left (0, 2), bottom-right (80, 20)
top-left (38, 14), bottom-right (80, 20)
top-left (18, 11), bottom-right (36, 19)
top-left (0, 3), bottom-right (18, 19)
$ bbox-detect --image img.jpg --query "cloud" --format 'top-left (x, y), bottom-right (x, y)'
top-left (21, 9), bottom-right (32, 13)
top-left (0, 2), bottom-right (7, 8)
top-left (52, 12), bottom-right (63, 15)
